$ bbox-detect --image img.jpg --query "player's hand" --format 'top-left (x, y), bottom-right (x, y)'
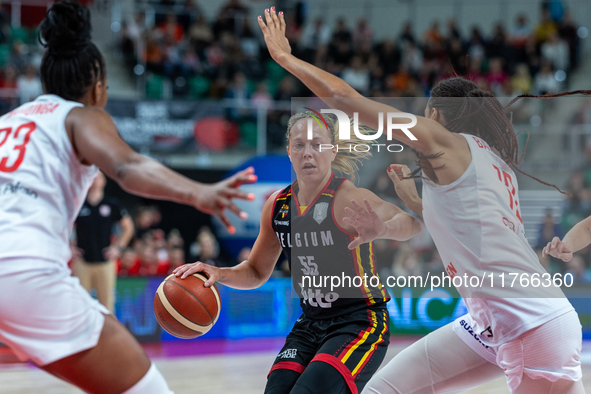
top-left (194, 167), bottom-right (257, 233)
top-left (103, 245), bottom-right (121, 261)
top-left (387, 164), bottom-right (419, 204)
top-left (343, 199), bottom-right (385, 250)
top-left (257, 7), bottom-right (291, 63)
top-left (542, 236), bottom-right (574, 262)
top-left (173, 262), bottom-right (220, 287)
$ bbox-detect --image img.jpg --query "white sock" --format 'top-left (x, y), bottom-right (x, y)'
top-left (123, 363), bottom-right (174, 394)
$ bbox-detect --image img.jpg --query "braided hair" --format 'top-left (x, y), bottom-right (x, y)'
top-left (38, 1), bottom-right (106, 101)
top-left (417, 77), bottom-right (591, 193)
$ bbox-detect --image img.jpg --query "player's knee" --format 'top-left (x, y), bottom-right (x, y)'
top-left (290, 362), bottom-right (351, 394)
top-left (264, 369), bottom-right (300, 394)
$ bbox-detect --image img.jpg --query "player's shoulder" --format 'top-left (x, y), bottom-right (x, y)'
top-left (67, 106), bottom-right (112, 126)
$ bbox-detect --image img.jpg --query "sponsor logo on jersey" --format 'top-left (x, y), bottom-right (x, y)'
top-left (274, 220), bottom-right (289, 226)
top-left (459, 319), bottom-right (490, 349)
top-left (279, 204), bottom-right (289, 219)
top-left (313, 202), bottom-right (329, 224)
top-left (278, 349), bottom-right (297, 359)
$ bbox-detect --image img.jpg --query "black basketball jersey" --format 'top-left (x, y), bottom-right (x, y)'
top-left (271, 173), bottom-right (389, 319)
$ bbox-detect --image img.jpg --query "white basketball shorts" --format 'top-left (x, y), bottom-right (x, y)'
top-left (453, 309), bottom-right (583, 392)
top-left (0, 258), bottom-right (110, 366)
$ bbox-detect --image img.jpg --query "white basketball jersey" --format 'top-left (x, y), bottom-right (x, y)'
top-left (422, 133), bottom-right (573, 345)
top-left (0, 95), bottom-right (98, 267)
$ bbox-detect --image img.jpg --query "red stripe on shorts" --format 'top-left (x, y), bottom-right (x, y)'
top-left (267, 361), bottom-right (306, 379)
top-left (310, 354), bottom-right (358, 394)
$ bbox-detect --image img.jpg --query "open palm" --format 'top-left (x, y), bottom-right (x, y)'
top-left (343, 199), bottom-right (385, 250)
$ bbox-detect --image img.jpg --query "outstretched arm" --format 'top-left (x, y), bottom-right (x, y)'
top-left (542, 216), bottom-right (591, 262)
top-left (174, 192), bottom-right (284, 288)
top-left (388, 164), bottom-right (423, 217)
top-left (68, 107), bottom-right (257, 231)
top-left (337, 184), bottom-right (421, 250)
top-left (257, 8), bottom-right (451, 156)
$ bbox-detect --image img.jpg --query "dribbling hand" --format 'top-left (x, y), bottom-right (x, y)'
top-left (542, 236), bottom-right (574, 262)
top-left (343, 199), bottom-right (386, 250)
top-left (194, 167), bottom-right (257, 233)
top-left (257, 7), bottom-right (291, 63)
top-left (173, 262), bottom-right (220, 287)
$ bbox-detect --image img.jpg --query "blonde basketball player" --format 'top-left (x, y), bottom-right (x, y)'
top-left (258, 7), bottom-right (584, 394)
top-left (174, 111), bottom-right (422, 393)
top-left (0, 2), bottom-right (256, 393)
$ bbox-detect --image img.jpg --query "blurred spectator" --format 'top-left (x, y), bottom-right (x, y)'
top-left (168, 247), bottom-right (186, 273)
top-left (399, 22), bottom-right (415, 46)
top-left (189, 15), bottom-right (214, 50)
top-left (534, 8), bottom-right (557, 43)
top-left (225, 72), bottom-right (250, 119)
top-left (488, 23), bottom-right (508, 60)
top-left (190, 227), bottom-right (220, 260)
top-left (401, 41), bottom-right (423, 76)
top-left (445, 19), bottom-right (461, 42)
top-left (342, 56), bottom-right (370, 95)
top-left (159, 13), bottom-right (184, 45)
top-left (511, 63), bottom-right (532, 95)
top-left (73, 172), bottom-right (134, 312)
top-left (117, 248), bottom-right (142, 277)
top-left (536, 209), bottom-right (564, 249)
top-left (511, 14), bottom-right (532, 48)
top-left (558, 12), bottom-right (579, 70)
top-left (167, 228), bottom-right (185, 249)
top-left (275, 76), bottom-right (298, 101)
top-left (352, 18), bottom-right (373, 52)
top-left (541, 30), bottom-right (569, 72)
top-left (17, 64), bottom-right (42, 104)
top-left (300, 18), bottom-right (331, 54)
top-left (467, 27), bottom-right (486, 61)
top-left (197, 230), bottom-right (222, 267)
top-left (215, 0), bottom-right (249, 36)
top-left (8, 40), bottom-right (28, 73)
top-left (332, 18), bottom-right (352, 45)
top-left (251, 81), bottom-right (273, 109)
top-left (533, 62), bottom-right (560, 95)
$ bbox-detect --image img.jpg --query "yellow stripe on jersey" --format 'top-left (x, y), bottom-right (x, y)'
top-left (340, 310), bottom-right (378, 364)
top-left (368, 242), bottom-right (388, 299)
top-left (352, 311), bottom-right (389, 376)
top-left (355, 244), bottom-right (376, 304)
top-left (299, 205), bottom-right (307, 215)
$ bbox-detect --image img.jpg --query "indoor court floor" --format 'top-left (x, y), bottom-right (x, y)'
top-left (0, 338), bottom-right (590, 393)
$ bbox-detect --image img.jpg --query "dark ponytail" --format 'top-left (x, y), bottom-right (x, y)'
top-left (414, 77), bottom-right (570, 193)
top-left (38, 0), bottom-right (105, 101)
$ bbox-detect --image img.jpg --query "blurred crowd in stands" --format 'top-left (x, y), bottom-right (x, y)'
top-left (119, 0), bottom-right (582, 102)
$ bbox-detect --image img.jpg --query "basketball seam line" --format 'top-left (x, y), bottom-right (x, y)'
top-left (155, 292), bottom-right (201, 336)
top-left (164, 279), bottom-right (215, 324)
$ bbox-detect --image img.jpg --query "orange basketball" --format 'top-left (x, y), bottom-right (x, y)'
top-left (153, 273), bottom-right (221, 339)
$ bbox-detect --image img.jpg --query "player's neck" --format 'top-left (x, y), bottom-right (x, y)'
top-left (296, 173), bottom-right (331, 206)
